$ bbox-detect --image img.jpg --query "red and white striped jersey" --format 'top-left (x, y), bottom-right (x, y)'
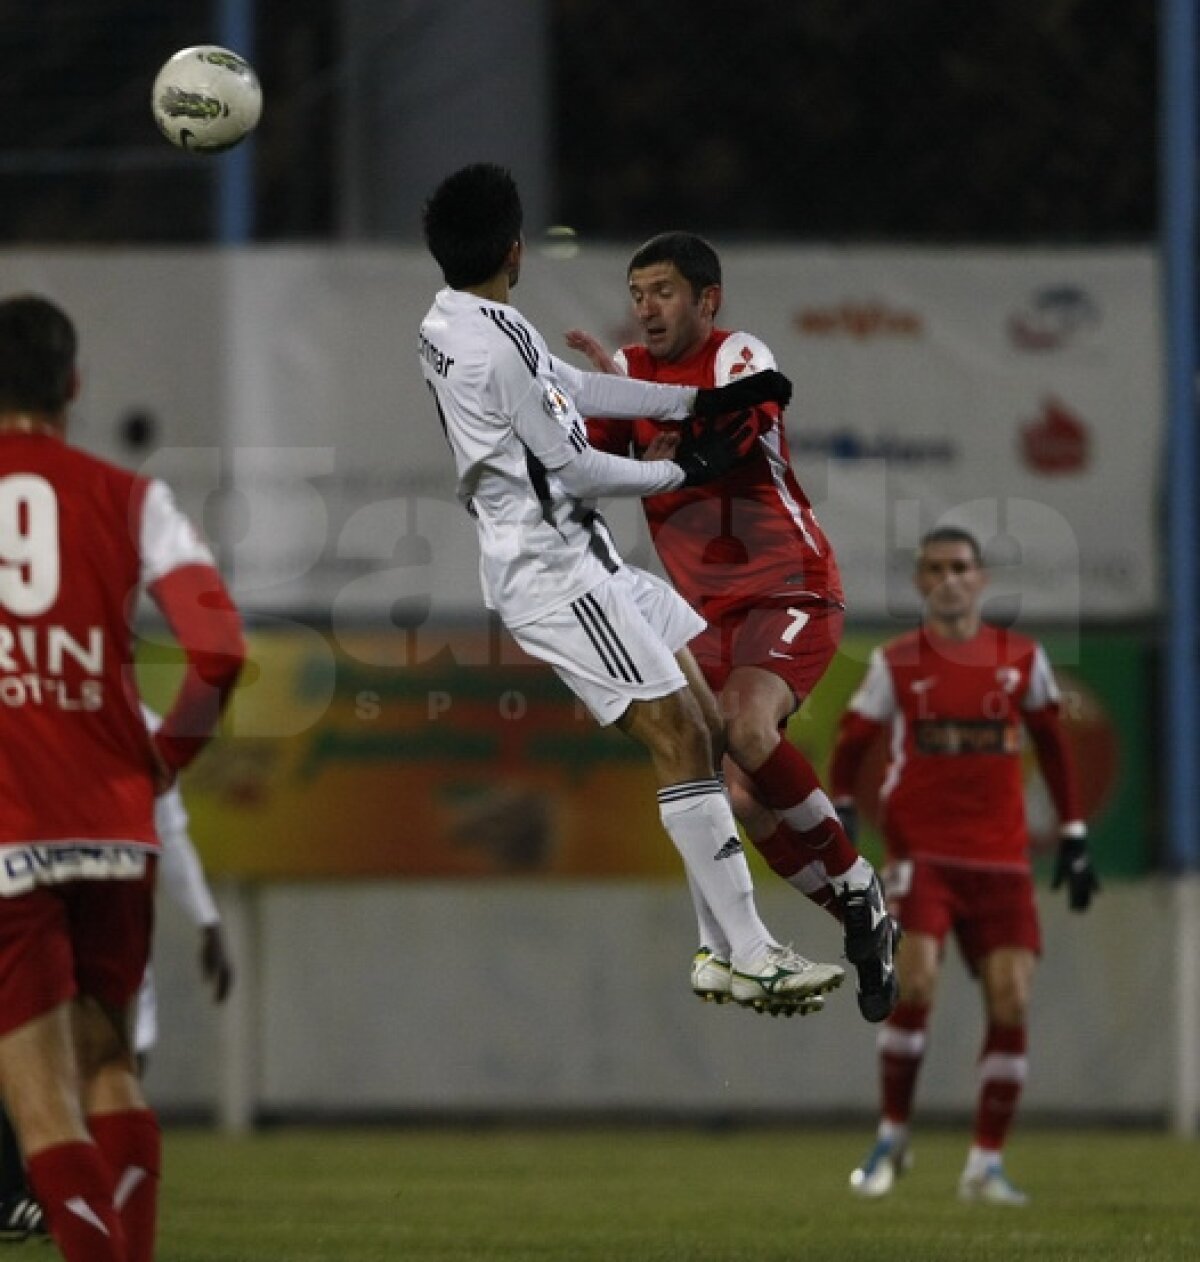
top-left (829, 624), bottom-right (1083, 869)
top-left (587, 329), bottom-right (843, 622)
top-left (0, 431), bottom-right (243, 858)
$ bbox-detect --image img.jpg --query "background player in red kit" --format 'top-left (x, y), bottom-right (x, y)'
top-left (567, 231), bottom-right (898, 1022)
top-left (0, 296), bottom-right (245, 1262)
top-left (832, 526), bottom-right (1098, 1205)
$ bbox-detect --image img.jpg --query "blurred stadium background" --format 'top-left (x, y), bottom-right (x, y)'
top-left (3, 0), bottom-right (1197, 1153)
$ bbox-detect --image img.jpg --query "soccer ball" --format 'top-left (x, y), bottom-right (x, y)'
top-left (151, 45), bottom-right (262, 154)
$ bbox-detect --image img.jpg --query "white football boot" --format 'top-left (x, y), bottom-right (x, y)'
top-left (849, 1135), bottom-right (913, 1198)
top-left (957, 1162), bottom-right (1029, 1207)
top-left (730, 943), bottom-right (843, 1013)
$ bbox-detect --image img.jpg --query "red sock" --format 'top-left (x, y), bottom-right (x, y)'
top-left (89, 1111), bottom-right (161, 1262)
top-left (753, 829), bottom-right (845, 923)
top-left (753, 824), bottom-right (806, 879)
top-left (26, 1141), bottom-right (126, 1262)
top-left (974, 1024), bottom-right (1027, 1151)
top-left (748, 743), bottom-right (861, 879)
top-left (877, 1002), bottom-right (929, 1125)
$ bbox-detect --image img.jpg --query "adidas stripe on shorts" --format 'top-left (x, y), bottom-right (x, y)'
top-left (509, 565), bottom-right (706, 725)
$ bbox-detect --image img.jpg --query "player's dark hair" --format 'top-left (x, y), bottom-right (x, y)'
top-left (0, 295), bottom-right (77, 414)
top-left (422, 163), bottom-right (524, 289)
top-left (918, 526), bottom-right (984, 566)
top-left (628, 232), bottom-right (722, 296)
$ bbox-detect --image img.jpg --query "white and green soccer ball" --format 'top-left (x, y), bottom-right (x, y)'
top-left (152, 45), bottom-right (262, 154)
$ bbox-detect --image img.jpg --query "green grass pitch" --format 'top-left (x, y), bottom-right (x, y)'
top-left (13, 1126), bottom-right (1200, 1260)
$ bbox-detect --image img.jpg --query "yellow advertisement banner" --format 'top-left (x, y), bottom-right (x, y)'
top-left (141, 625), bottom-right (1141, 880)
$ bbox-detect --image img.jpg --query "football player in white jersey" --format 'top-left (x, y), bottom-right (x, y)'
top-left (419, 163), bottom-right (844, 1015)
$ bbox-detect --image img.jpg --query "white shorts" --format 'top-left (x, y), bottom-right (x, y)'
top-left (510, 566), bottom-right (706, 725)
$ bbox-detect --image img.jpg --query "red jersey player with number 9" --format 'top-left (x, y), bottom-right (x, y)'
top-left (0, 296), bottom-right (244, 1262)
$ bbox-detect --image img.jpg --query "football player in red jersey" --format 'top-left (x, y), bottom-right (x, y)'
top-left (568, 232), bottom-right (899, 1023)
top-left (834, 527), bottom-right (1098, 1206)
top-left (0, 296), bottom-right (245, 1262)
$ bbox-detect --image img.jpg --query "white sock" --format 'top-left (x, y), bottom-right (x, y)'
top-left (828, 856), bottom-right (876, 895)
top-left (658, 780), bottom-right (774, 966)
top-left (788, 859), bottom-right (830, 896)
top-left (964, 1144), bottom-right (1001, 1177)
top-left (686, 871), bottom-right (731, 960)
top-left (879, 1119), bottom-right (909, 1145)
top-left (777, 785), bottom-right (838, 831)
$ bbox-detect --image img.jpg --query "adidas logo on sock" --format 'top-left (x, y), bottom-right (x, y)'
top-left (713, 837), bottom-right (744, 861)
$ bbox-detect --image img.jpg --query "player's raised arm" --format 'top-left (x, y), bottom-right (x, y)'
top-left (564, 328), bottom-right (622, 375)
top-left (508, 376), bottom-right (752, 498)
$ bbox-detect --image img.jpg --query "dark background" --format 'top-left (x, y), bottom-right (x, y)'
top-left (0, 0), bottom-right (1158, 244)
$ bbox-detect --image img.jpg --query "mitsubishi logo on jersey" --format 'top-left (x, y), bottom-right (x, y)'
top-left (996, 667), bottom-right (1021, 694)
top-left (728, 346), bottom-right (758, 376)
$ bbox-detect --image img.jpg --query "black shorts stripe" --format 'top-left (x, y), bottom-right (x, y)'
top-left (580, 592), bottom-right (643, 684)
top-left (572, 595), bottom-right (643, 684)
top-left (572, 600), bottom-right (632, 681)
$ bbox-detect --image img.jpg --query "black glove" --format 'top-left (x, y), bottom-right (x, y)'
top-left (200, 923), bottom-right (235, 1002)
top-left (1051, 833), bottom-right (1099, 912)
top-left (693, 368), bottom-right (793, 417)
top-left (673, 414), bottom-right (756, 487)
top-left (834, 799), bottom-right (858, 844)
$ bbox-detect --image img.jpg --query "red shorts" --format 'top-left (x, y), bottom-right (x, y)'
top-left (690, 599), bottom-right (843, 703)
top-left (0, 863), bottom-right (156, 1037)
top-left (884, 857), bottom-right (1041, 974)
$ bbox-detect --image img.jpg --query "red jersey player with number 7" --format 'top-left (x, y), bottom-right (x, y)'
top-left (569, 232), bottom-right (899, 1023)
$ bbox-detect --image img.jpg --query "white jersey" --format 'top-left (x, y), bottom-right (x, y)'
top-left (418, 287), bottom-right (695, 628)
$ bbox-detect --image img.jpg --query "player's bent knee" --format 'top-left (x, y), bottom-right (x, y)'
top-left (723, 714), bottom-right (779, 772)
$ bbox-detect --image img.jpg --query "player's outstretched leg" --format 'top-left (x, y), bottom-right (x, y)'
top-left (653, 774), bottom-right (843, 1017)
top-left (741, 739), bottom-right (899, 1021)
